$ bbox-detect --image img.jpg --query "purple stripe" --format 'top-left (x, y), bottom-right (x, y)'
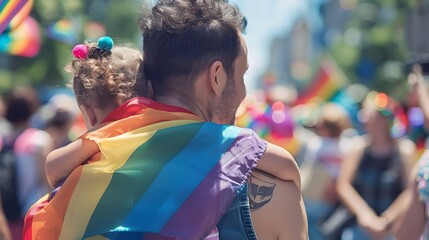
top-left (160, 128), bottom-right (267, 239)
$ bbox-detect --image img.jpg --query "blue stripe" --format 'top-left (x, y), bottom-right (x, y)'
top-left (121, 122), bottom-right (241, 232)
top-left (0, 0), bottom-right (9, 11)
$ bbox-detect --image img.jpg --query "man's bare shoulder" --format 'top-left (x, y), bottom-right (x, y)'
top-left (256, 142), bottom-right (301, 189)
top-left (249, 170), bottom-right (308, 240)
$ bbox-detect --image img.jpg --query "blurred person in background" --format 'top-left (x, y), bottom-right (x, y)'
top-left (34, 93), bottom-right (79, 150)
top-left (336, 92), bottom-right (415, 240)
top-left (44, 108), bottom-right (75, 148)
top-left (0, 86), bottom-right (53, 239)
top-left (0, 197), bottom-right (12, 240)
top-left (300, 102), bottom-right (351, 240)
top-left (0, 96), bottom-right (11, 137)
top-left (396, 66), bottom-right (429, 239)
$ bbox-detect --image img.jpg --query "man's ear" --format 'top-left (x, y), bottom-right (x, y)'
top-left (80, 104), bottom-right (98, 129)
top-left (209, 60), bottom-right (227, 96)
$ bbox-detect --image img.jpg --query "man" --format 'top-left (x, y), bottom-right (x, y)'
top-left (24, 1), bottom-right (307, 239)
top-left (139, 0), bottom-right (308, 239)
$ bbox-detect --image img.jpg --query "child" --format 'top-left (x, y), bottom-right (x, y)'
top-left (45, 36), bottom-right (146, 187)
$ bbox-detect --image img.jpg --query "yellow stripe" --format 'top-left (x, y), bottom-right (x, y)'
top-left (318, 78), bottom-right (337, 99)
top-left (59, 120), bottom-right (197, 239)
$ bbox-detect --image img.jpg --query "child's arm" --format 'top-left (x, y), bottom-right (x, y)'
top-left (45, 138), bottom-right (99, 188)
top-left (255, 142), bottom-right (301, 189)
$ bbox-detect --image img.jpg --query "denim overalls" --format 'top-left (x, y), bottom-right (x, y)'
top-left (216, 184), bottom-right (258, 240)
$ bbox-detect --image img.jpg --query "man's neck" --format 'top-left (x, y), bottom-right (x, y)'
top-left (155, 95), bottom-right (211, 122)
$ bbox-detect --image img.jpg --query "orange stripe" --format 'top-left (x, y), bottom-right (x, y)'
top-left (30, 166), bottom-right (84, 239)
top-left (84, 108), bottom-right (200, 140)
top-left (10, 18), bottom-right (31, 53)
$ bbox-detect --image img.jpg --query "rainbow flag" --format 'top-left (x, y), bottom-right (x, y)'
top-left (0, 16), bottom-right (40, 57)
top-left (0, 0), bottom-right (29, 34)
top-left (294, 55), bottom-right (348, 106)
top-left (46, 19), bottom-right (78, 44)
top-left (24, 97), bottom-right (266, 240)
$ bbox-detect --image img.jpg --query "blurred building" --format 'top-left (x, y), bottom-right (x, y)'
top-left (405, 0), bottom-right (429, 74)
top-left (264, 20), bottom-right (311, 88)
top-left (258, 0), bottom-right (351, 92)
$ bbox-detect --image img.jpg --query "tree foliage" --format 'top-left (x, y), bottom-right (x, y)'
top-left (329, 0), bottom-right (412, 100)
top-left (0, 0), bottom-right (141, 92)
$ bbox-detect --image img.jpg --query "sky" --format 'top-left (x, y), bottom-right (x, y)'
top-left (230, 0), bottom-right (307, 90)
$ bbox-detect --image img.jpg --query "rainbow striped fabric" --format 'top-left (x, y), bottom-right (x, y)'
top-left (0, 16), bottom-right (40, 57)
top-left (23, 97), bottom-right (267, 240)
top-left (293, 55), bottom-right (347, 106)
top-left (0, 0), bottom-right (29, 33)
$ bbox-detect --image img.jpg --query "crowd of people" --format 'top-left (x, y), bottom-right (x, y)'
top-left (269, 66), bottom-right (428, 239)
top-left (0, 86), bottom-right (78, 239)
top-left (1, 0), bottom-right (429, 239)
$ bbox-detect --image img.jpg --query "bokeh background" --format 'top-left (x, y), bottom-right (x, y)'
top-left (1, 0), bottom-right (429, 239)
top-left (1, 0), bottom-right (427, 192)
top-left (0, 0), bottom-right (418, 96)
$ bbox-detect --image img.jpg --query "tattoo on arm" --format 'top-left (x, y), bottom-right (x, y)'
top-left (248, 171), bottom-right (276, 211)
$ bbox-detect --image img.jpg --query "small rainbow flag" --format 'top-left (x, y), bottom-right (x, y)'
top-left (0, 16), bottom-right (40, 57)
top-left (294, 55), bottom-right (348, 106)
top-left (24, 97), bottom-right (266, 239)
top-left (0, 0), bottom-right (29, 34)
top-left (46, 19), bottom-right (78, 44)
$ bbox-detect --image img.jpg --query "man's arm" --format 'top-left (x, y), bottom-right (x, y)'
top-left (255, 143), bottom-right (301, 189)
top-left (249, 169), bottom-right (308, 240)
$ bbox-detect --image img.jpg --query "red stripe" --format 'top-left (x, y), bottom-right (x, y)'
top-left (22, 198), bottom-right (48, 240)
top-left (23, 167), bottom-right (85, 239)
top-left (103, 97), bottom-right (193, 123)
top-left (295, 67), bottom-right (331, 105)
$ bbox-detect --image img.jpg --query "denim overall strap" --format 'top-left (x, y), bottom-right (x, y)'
top-left (216, 184), bottom-right (258, 240)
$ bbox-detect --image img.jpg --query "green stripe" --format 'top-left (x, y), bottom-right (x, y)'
top-left (83, 123), bottom-right (204, 237)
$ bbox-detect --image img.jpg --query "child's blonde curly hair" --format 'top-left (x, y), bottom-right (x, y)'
top-left (66, 43), bottom-right (146, 108)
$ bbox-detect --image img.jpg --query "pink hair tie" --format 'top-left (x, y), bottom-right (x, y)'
top-left (72, 44), bottom-right (89, 60)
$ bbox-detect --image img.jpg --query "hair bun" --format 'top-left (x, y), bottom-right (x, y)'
top-left (72, 44), bottom-right (89, 60)
top-left (97, 36), bottom-right (114, 50)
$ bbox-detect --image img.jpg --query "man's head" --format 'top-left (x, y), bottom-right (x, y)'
top-left (140, 0), bottom-right (248, 124)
